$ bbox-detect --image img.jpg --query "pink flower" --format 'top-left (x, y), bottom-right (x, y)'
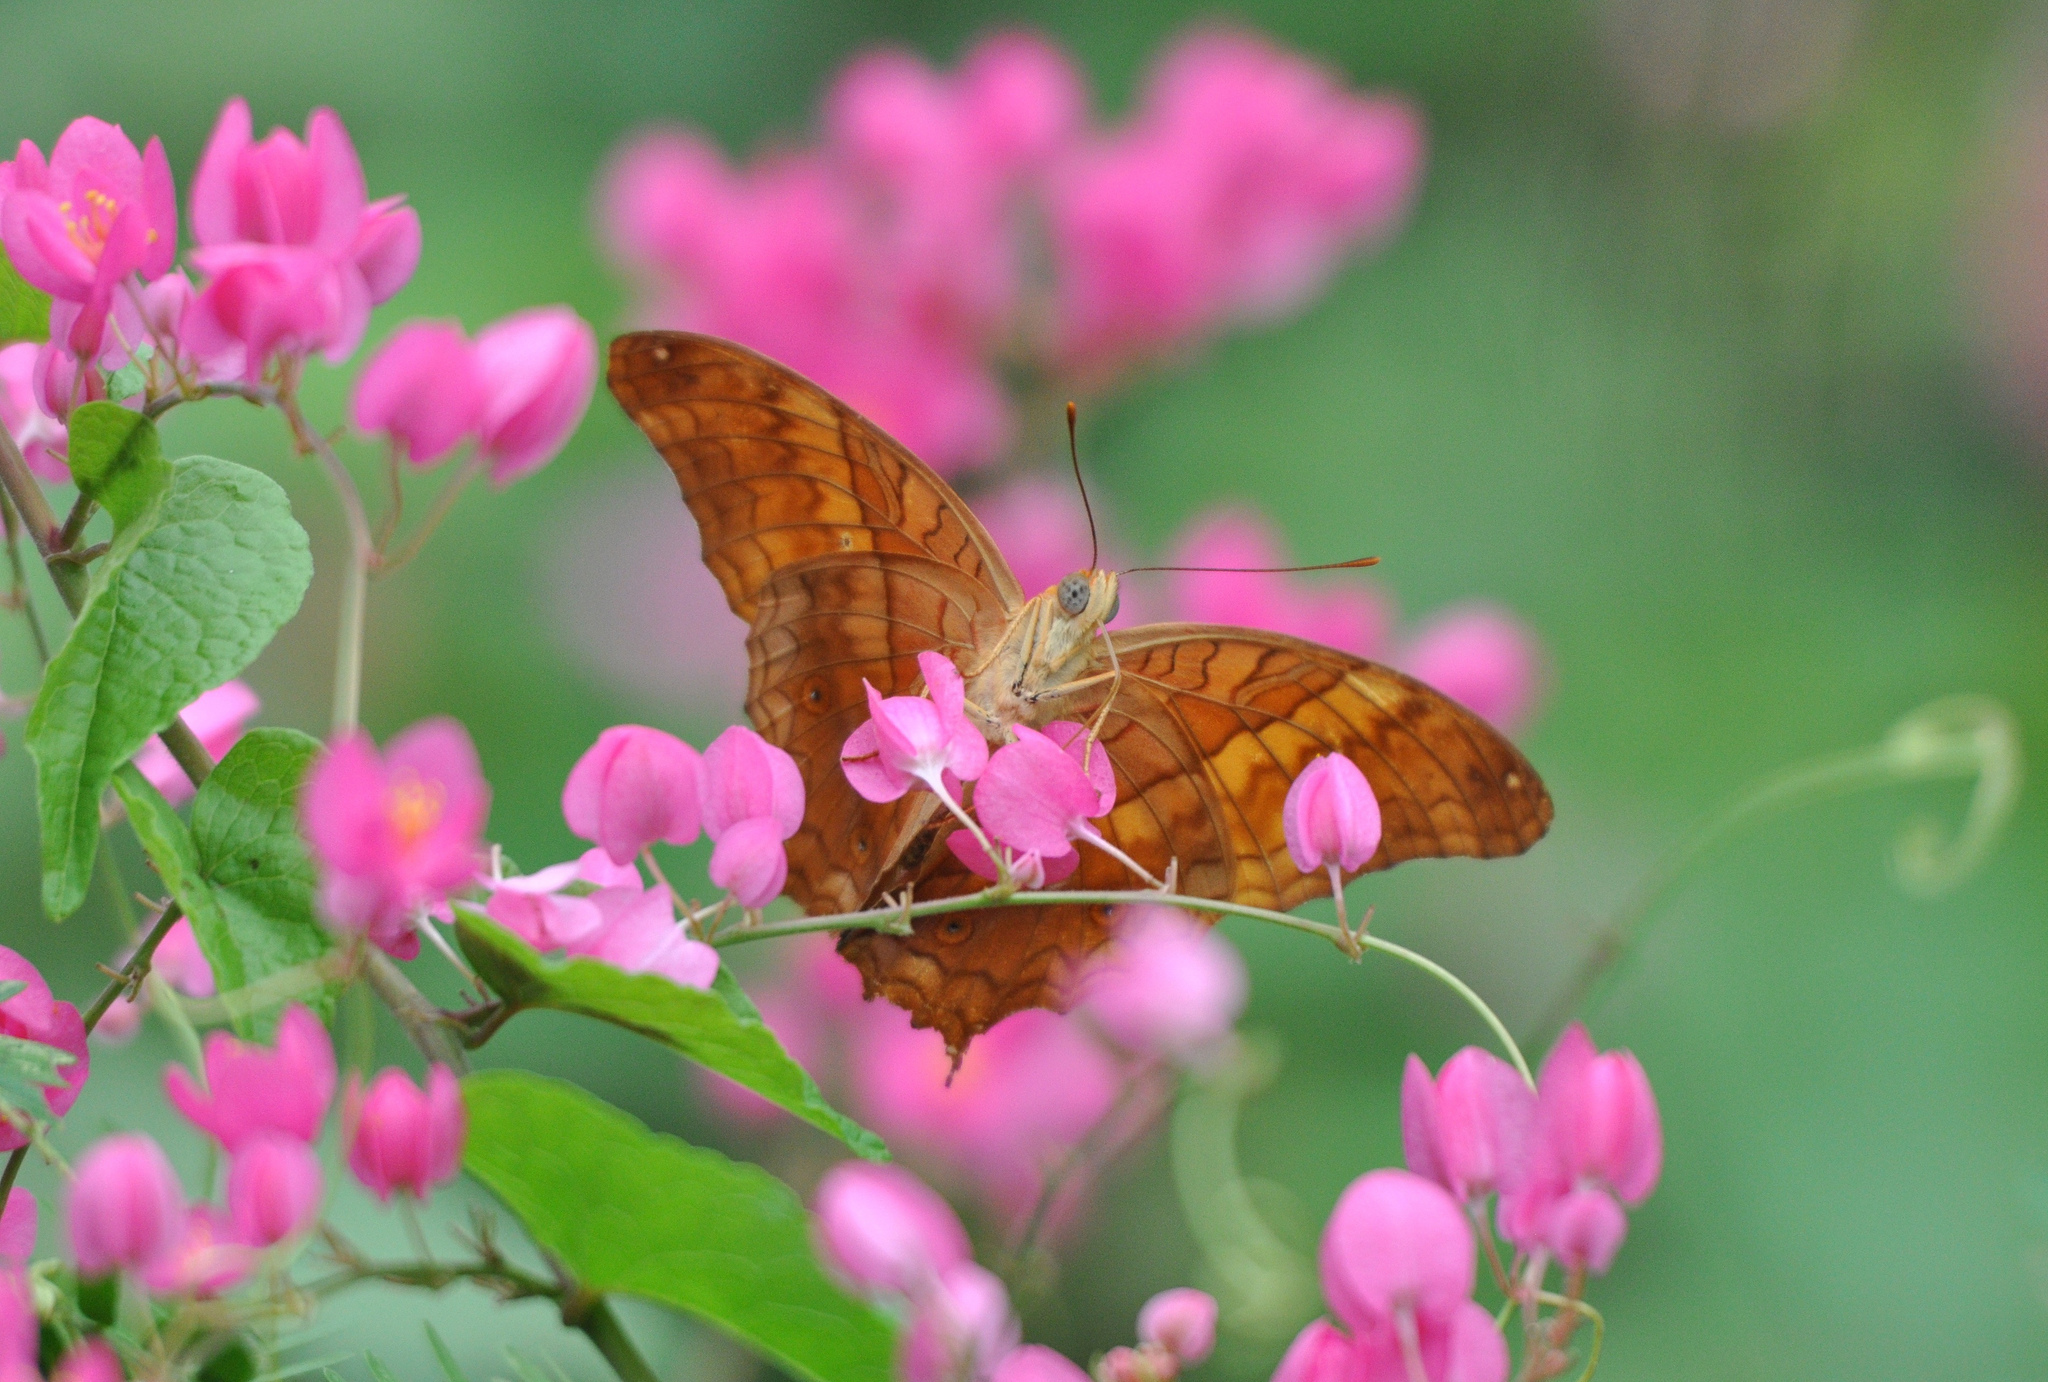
top-left (1272, 1320), bottom-right (1358, 1382)
top-left (0, 1276), bottom-right (33, 1382)
top-left (1138, 1287), bottom-right (1218, 1365)
top-left (959, 32), bottom-right (1088, 175)
top-left (0, 119), bottom-right (177, 357)
top-left (1401, 1049), bottom-right (1534, 1205)
top-left (184, 242), bottom-right (372, 377)
top-left (573, 881), bottom-right (719, 990)
top-left (990, 1346), bottom-right (1090, 1382)
top-left (227, 1132), bottom-right (323, 1246)
top-left (851, 1007), bottom-right (1117, 1221)
top-left (1318, 1169), bottom-right (1473, 1335)
top-left (351, 320), bottom-right (486, 466)
top-left (188, 99), bottom-right (419, 339)
top-left (131, 680), bottom-right (260, 806)
top-left (51, 1339), bottom-right (119, 1382)
top-left (0, 946), bottom-right (89, 1149)
top-left (301, 718), bottom-right (491, 959)
top-left (1166, 510), bottom-right (1392, 659)
top-left (813, 1161), bottom-right (972, 1297)
top-left (0, 343), bottom-right (67, 483)
top-left (140, 1205), bottom-right (253, 1297)
top-left (700, 724), bottom-right (805, 908)
top-left (1397, 604), bottom-right (1541, 733)
top-left (1497, 1025), bottom-right (1661, 1275)
top-left (899, 1261), bottom-right (1019, 1382)
top-left (0, 1190), bottom-right (35, 1270)
top-left (163, 1005), bottom-right (336, 1151)
top-left (973, 724), bottom-right (1123, 872)
top-left (483, 857), bottom-right (609, 951)
top-left (1080, 905), bottom-right (1245, 1061)
top-left (1282, 753), bottom-right (1382, 877)
top-left (344, 1064), bottom-right (465, 1203)
top-left (562, 724), bottom-right (703, 865)
top-left (840, 651), bottom-right (989, 804)
top-left (153, 918), bottom-right (217, 998)
top-left (473, 306), bottom-right (597, 483)
top-left (66, 1132), bottom-right (183, 1276)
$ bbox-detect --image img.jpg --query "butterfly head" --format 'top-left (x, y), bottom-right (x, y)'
top-left (1054, 568), bottom-right (1120, 628)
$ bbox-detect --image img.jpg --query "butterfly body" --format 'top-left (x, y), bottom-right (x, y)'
top-left (607, 330), bottom-right (1554, 1054)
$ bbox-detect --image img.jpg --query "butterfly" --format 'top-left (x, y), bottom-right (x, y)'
top-left (608, 332), bottom-right (1553, 1055)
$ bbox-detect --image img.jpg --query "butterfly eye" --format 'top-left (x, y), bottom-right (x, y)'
top-left (1057, 574), bottom-right (1091, 616)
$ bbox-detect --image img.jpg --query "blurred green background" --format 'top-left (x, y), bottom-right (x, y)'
top-left (4, 0), bottom-right (2048, 1378)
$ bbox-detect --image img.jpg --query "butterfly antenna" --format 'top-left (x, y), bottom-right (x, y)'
top-left (1067, 401), bottom-right (1100, 572)
top-left (1123, 556), bottom-right (1381, 575)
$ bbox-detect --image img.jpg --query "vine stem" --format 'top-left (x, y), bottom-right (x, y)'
top-left (277, 384), bottom-right (375, 735)
top-left (719, 884), bottom-right (1534, 1087)
top-left (0, 486), bottom-right (50, 664)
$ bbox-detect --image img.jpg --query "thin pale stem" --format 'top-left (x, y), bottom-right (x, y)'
top-left (717, 884), bottom-right (1533, 1087)
top-left (362, 951), bottom-right (468, 1071)
top-left (142, 379), bottom-right (278, 419)
top-left (1074, 825), bottom-right (1165, 890)
top-left (0, 487), bottom-right (50, 664)
top-left (375, 450), bottom-right (486, 574)
top-left (414, 915), bottom-right (479, 987)
top-left (375, 443), bottom-right (405, 553)
top-left (279, 385), bottom-right (376, 735)
top-left (1532, 1291), bottom-right (1604, 1382)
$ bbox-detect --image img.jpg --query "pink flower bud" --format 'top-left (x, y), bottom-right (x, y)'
top-left (1401, 1049), bottom-right (1534, 1204)
top-left (0, 342), bottom-right (68, 483)
top-left (351, 321), bottom-right (486, 466)
top-left (709, 815), bottom-right (793, 908)
top-left (227, 1132), bottom-right (324, 1246)
top-left (1138, 1287), bottom-right (1218, 1364)
top-left (0, 946), bottom-right (89, 1149)
top-left (353, 197), bottom-right (421, 302)
top-left (990, 1345), bottom-right (1090, 1382)
top-left (1282, 753), bottom-right (1381, 876)
top-left (840, 651), bottom-right (989, 804)
top-left (1398, 605), bottom-right (1541, 733)
top-left (1316, 1169), bottom-right (1473, 1336)
top-left (301, 718), bottom-right (491, 959)
top-left (699, 725), bottom-right (806, 838)
top-left (1271, 1320), bottom-right (1357, 1382)
top-left (1081, 907), bottom-right (1245, 1061)
top-left (164, 1005), bottom-right (335, 1152)
top-left (343, 1064), bottom-right (464, 1202)
top-left (562, 725), bottom-right (703, 864)
top-left (899, 1262), bottom-right (1019, 1382)
top-left (131, 680), bottom-right (259, 807)
top-left (473, 306), bottom-right (597, 483)
top-left (66, 1133), bottom-right (184, 1276)
top-left (141, 1205), bottom-right (253, 1297)
top-left (813, 1161), bottom-right (972, 1297)
top-left (1095, 1346), bottom-right (1159, 1382)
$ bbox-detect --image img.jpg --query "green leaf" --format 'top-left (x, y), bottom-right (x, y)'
top-left (189, 728), bottom-right (334, 1037)
top-left (422, 1326), bottom-right (470, 1382)
top-left (112, 764), bottom-right (242, 1003)
top-left (101, 362), bottom-right (146, 405)
top-left (462, 1072), bottom-right (897, 1382)
top-left (454, 909), bottom-right (885, 1160)
top-left (64, 402), bottom-right (171, 534)
top-left (27, 456), bottom-right (313, 918)
top-left (0, 249), bottom-right (50, 343)
top-left (362, 1355), bottom-right (399, 1382)
top-left (0, 1032), bottom-right (74, 1115)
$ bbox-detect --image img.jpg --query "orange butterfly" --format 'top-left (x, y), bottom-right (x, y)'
top-left (608, 332), bottom-right (1553, 1054)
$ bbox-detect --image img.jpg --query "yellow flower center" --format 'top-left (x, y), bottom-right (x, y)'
top-left (387, 774), bottom-right (446, 849)
top-left (57, 187), bottom-right (122, 261)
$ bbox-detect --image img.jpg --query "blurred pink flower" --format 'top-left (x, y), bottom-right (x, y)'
top-left (1271, 1319), bottom-right (1357, 1382)
top-left (343, 1064), bottom-right (465, 1203)
top-left (50, 1339), bottom-right (118, 1382)
top-left (0, 1190), bottom-right (35, 1271)
top-left (0, 1275), bottom-right (35, 1382)
top-left (484, 858), bottom-right (608, 951)
top-left (1167, 509), bottom-right (1392, 659)
top-left (1318, 1169), bottom-right (1474, 1337)
top-left (700, 724), bottom-right (806, 908)
top-left (1283, 753), bottom-right (1382, 878)
top-left (132, 679), bottom-right (260, 806)
top-left (473, 305), bottom-right (597, 482)
top-left (301, 718), bottom-right (491, 959)
top-left (851, 1006), bottom-right (1117, 1218)
top-left (226, 1131), bottom-right (323, 1246)
top-left (1497, 1024), bottom-right (1661, 1275)
top-left (1396, 603), bottom-right (1541, 733)
top-left (164, 1005), bottom-right (335, 1151)
top-left (66, 1132), bottom-right (183, 1277)
top-left (0, 343), bottom-right (67, 482)
top-left (563, 724), bottom-right (702, 865)
top-left (841, 651), bottom-right (988, 804)
top-left (0, 945), bottom-right (88, 1149)
top-left (1401, 1049), bottom-right (1535, 1205)
top-left (972, 476), bottom-right (1145, 624)
top-left (351, 320), bottom-right (485, 466)
top-left (899, 1261), bottom-right (1019, 1382)
top-left (575, 881), bottom-right (719, 989)
top-left (140, 1205), bottom-right (253, 1298)
top-left (0, 118), bottom-right (177, 357)
top-left (1080, 905), bottom-right (1245, 1062)
top-left (813, 1161), bottom-right (973, 1297)
top-left (1138, 1287), bottom-right (1219, 1365)
top-left (153, 917), bottom-right (217, 999)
